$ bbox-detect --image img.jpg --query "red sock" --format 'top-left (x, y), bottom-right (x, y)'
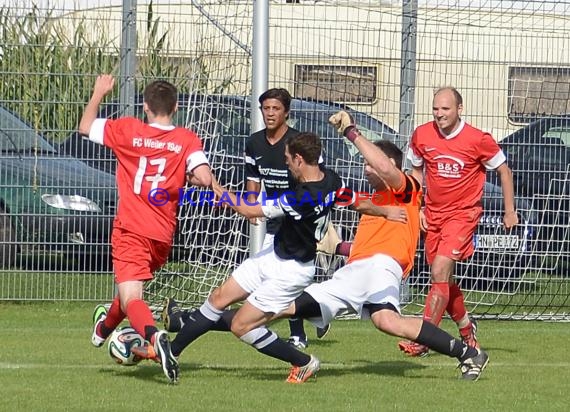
top-left (126, 299), bottom-right (158, 343)
top-left (99, 296), bottom-right (125, 338)
top-left (423, 282), bottom-right (449, 326)
top-left (447, 283), bottom-right (468, 324)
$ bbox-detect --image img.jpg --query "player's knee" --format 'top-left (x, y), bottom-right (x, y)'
top-left (119, 294), bottom-right (140, 313)
top-left (368, 303), bottom-right (400, 334)
top-left (229, 316), bottom-right (251, 338)
top-left (430, 257), bottom-right (454, 282)
top-left (430, 272), bottom-right (449, 283)
top-left (208, 288), bottom-right (229, 310)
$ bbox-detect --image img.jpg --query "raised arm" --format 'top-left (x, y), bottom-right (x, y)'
top-left (78, 74), bottom-right (115, 136)
top-left (328, 111), bottom-right (404, 190)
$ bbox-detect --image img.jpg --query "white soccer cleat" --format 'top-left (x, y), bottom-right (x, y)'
top-left (91, 304), bottom-right (108, 348)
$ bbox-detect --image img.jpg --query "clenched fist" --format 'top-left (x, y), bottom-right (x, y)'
top-left (328, 110), bottom-right (359, 142)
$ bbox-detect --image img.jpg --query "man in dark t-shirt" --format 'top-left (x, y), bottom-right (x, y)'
top-left (245, 123), bottom-right (299, 235)
top-left (244, 88), bottom-right (329, 348)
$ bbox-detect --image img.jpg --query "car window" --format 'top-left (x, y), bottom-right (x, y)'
top-left (502, 143), bottom-right (524, 166)
top-left (527, 144), bottom-right (570, 169)
top-left (543, 126), bottom-right (570, 146)
top-left (0, 106), bottom-right (56, 153)
top-left (216, 106), bottom-right (250, 139)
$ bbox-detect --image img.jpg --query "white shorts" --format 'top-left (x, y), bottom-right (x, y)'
top-left (232, 244), bottom-right (315, 314)
top-left (304, 254), bottom-right (402, 328)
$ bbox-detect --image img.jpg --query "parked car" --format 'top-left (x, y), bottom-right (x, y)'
top-left (497, 116), bottom-right (570, 273)
top-left (0, 105), bottom-right (116, 270)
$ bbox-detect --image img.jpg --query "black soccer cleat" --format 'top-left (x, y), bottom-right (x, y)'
top-left (459, 349), bottom-right (489, 381)
top-left (154, 330), bottom-right (179, 384)
top-left (316, 324), bottom-right (331, 339)
top-left (162, 297), bottom-right (184, 333)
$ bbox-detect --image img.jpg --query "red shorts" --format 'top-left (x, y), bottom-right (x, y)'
top-left (424, 208), bottom-right (481, 265)
top-left (111, 227), bottom-right (171, 284)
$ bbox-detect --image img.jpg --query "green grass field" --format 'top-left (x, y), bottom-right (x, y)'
top-left (1, 302), bottom-right (567, 412)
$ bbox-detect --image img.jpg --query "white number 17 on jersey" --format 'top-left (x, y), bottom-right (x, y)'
top-left (133, 156), bottom-right (167, 194)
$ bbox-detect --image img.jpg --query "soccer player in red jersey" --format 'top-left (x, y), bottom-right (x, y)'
top-left (399, 87), bottom-right (519, 357)
top-left (80, 75), bottom-right (213, 383)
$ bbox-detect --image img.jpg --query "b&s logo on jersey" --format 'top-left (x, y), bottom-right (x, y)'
top-left (434, 155), bottom-right (464, 178)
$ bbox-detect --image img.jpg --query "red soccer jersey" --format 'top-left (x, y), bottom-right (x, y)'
top-left (89, 117), bottom-right (208, 243)
top-left (407, 120), bottom-right (505, 215)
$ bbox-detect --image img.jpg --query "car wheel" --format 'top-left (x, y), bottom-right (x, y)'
top-left (0, 208), bottom-right (18, 269)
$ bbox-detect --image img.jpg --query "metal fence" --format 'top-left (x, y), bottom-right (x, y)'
top-left (1, 0), bottom-right (569, 320)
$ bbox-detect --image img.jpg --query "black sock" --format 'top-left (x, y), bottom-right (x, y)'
top-left (294, 292), bottom-right (322, 319)
top-left (178, 305), bottom-right (232, 331)
top-left (255, 334), bottom-right (311, 366)
top-left (286, 292), bottom-right (323, 339)
top-left (288, 318), bottom-right (306, 339)
top-left (415, 321), bottom-right (478, 361)
top-left (211, 309), bottom-right (237, 332)
top-left (99, 323), bottom-right (114, 338)
top-left (171, 309), bottom-right (216, 356)
top-left (144, 325), bottom-right (159, 343)
top-left (180, 310), bottom-right (191, 324)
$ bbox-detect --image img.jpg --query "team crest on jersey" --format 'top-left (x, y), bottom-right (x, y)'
top-left (434, 155), bottom-right (464, 178)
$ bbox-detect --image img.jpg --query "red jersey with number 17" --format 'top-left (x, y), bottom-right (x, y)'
top-left (89, 117), bottom-right (208, 243)
top-left (407, 120), bottom-right (506, 215)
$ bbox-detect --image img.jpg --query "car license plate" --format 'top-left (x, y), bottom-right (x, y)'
top-left (475, 234), bottom-right (520, 250)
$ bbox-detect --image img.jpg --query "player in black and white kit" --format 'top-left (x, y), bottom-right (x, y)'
top-left (134, 132), bottom-right (343, 381)
top-left (244, 88), bottom-right (329, 348)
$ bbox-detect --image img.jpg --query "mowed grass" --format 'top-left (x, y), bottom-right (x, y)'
top-left (0, 302), bottom-right (567, 412)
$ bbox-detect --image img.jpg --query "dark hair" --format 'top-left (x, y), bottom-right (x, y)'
top-left (434, 86), bottom-right (463, 106)
top-left (143, 80), bottom-right (178, 116)
top-left (373, 140), bottom-right (403, 169)
top-left (287, 132), bottom-right (322, 166)
top-left (258, 88), bottom-right (292, 112)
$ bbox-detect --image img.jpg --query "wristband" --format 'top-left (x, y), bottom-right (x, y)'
top-left (344, 126), bottom-right (359, 143)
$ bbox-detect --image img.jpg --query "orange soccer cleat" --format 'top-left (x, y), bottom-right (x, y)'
top-left (286, 355), bottom-right (320, 384)
top-left (398, 340), bottom-right (429, 357)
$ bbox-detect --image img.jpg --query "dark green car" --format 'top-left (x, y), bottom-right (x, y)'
top-left (0, 105), bottom-right (116, 270)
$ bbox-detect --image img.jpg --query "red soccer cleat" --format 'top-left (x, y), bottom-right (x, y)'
top-left (398, 340), bottom-right (429, 357)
